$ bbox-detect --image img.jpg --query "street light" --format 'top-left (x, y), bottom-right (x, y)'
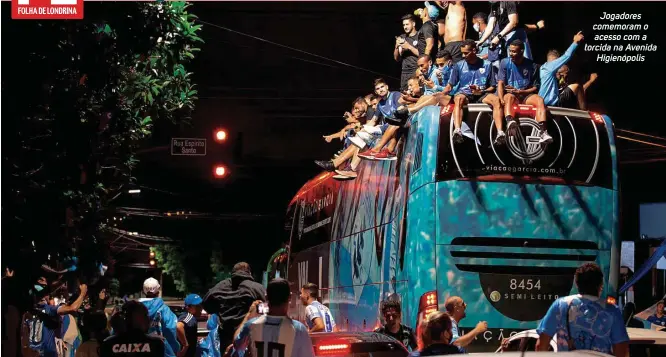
top-left (215, 129), bottom-right (227, 142)
top-left (214, 165), bottom-right (227, 178)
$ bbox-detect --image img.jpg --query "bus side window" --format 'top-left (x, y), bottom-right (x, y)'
top-left (413, 133), bottom-right (424, 174)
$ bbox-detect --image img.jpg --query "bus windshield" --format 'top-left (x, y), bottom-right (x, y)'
top-left (437, 104), bottom-right (614, 189)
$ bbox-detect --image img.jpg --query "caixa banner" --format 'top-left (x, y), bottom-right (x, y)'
top-left (12, 0), bottom-right (84, 20)
top-left (437, 104), bottom-right (613, 189)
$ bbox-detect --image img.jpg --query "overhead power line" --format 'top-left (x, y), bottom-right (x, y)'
top-left (617, 136), bottom-right (666, 149)
top-left (198, 20), bottom-right (398, 80)
top-left (616, 129), bottom-right (666, 142)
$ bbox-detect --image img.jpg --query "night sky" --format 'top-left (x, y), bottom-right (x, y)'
top-left (3, 1), bottom-right (666, 292)
top-left (143, 1), bottom-right (666, 245)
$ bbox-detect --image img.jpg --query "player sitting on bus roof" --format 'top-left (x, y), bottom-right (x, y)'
top-left (538, 31), bottom-right (585, 110)
top-left (497, 39), bottom-right (551, 144)
top-left (322, 98), bottom-right (368, 146)
top-left (354, 78), bottom-right (416, 161)
top-left (444, 39), bottom-right (506, 145)
top-left (556, 65), bottom-right (599, 111)
top-left (359, 76), bottom-right (425, 161)
top-left (315, 98), bottom-right (385, 177)
top-left (389, 52), bottom-right (453, 121)
top-left (416, 54), bottom-right (447, 96)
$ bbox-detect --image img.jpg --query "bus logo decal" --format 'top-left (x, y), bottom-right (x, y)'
top-left (506, 118), bottom-right (546, 164)
top-left (489, 291), bottom-right (501, 302)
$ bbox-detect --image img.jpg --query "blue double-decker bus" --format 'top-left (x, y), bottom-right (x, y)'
top-left (284, 103), bottom-right (620, 351)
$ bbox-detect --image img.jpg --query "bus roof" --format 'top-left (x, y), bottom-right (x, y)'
top-left (288, 104), bottom-right (614, 208)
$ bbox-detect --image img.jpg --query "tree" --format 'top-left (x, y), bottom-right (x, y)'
top-left (210, 242), bottom-right (232, 285)
top-left (152, 242), bottom-right (232, 295)
top-left (2, 1), bottom-right (203, 288)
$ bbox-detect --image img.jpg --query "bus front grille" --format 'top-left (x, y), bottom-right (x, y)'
top-left (449, 237), bottom-right (599, 274)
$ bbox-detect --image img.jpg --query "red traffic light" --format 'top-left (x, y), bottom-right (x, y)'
top-left (215, 129), bottom-right (227, 142)
top-left (214, 165), bottom-right (227, 178)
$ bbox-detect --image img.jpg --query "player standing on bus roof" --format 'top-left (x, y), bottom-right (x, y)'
top-left (395, 14), bottom-right (421, 92)
top-left (444, 39), bottom-right (505, 145)
top-left (497, 39), bottom-right (551, 144)
top-left (435, 1), bottom-right (467, 63)
top-left (536, 262), bottom-right (629, 356)
top-left (538, 31), bottom-right (584, 108)
top-left (300, 283), bottom-right (337, 333)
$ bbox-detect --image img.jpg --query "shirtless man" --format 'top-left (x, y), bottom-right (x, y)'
top-left (434, 1), bottom-right (466, 63)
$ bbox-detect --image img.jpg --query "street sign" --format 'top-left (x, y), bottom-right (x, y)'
top-left (171, 138), bottom-right (206, 156)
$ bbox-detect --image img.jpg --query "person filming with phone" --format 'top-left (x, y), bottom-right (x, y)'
top-left (231, 279), bottom-right (314, 357)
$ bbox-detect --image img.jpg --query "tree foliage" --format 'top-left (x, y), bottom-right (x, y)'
top-left (152, 242), bottom-right (231, 294)
top-left (2, 1), bottom-right (202, 285)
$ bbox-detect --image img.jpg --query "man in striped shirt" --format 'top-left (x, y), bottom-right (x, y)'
top-left (300, 283), bottom-right (336, 333)
top-left (177, 294), bottom-right (203, 357)
top-left (232, 279), bottom-right (314, 357)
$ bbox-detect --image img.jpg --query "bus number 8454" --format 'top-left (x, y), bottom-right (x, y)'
top-left (510, 279), bottom-right (541, 290)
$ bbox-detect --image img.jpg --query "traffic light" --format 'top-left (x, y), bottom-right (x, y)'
top-left (214, 165), bottom-right (227, 178)
top-left (214, 129), bottom-right (227, 143)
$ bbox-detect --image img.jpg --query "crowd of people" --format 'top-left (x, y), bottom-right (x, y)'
top-left (3, 257), bottom-right (638, 357)
top-left (315, 1), bottom-right (599, 181)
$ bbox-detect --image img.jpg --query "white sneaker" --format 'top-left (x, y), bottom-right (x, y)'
top-left (539, 130), bottom-right (553, 144)
top-left (452, 128), bottom-right (464, 144)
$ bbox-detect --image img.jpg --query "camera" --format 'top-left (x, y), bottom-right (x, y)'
top-left (257, 303), bottom-right (269, 315)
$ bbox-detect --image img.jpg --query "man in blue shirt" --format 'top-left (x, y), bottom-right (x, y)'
top-left (177, 294), bottom-right (204, 357)
top-left (35, 281), bottom-right (88, 357)
top-left (538, 31), bottom-right (584, 108)
top-left (232, 279), bottom-right (314, 357)
top-left (647, 301), bottom-right (666, 327)
top-left (444, 296), bottom-right (487, 353)
top-left (416, 54), bottom-right (446, 96)
top-left (444, 39), bottom-right (506, 145)
top-left (537, 263), bottom-right (629, 356)
top-left (497, 39), bottom-right (551, 144)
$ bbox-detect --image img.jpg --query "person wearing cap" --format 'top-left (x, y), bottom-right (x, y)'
top-left (140, 278), bottom-right (180, 357)
top-left (414, 2), bottom-right (438, 66)
top-left (176, 294), bottom-right (203, 357)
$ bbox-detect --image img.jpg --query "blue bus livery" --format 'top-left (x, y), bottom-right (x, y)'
top-left (285, 104), bottom-right (620, 351)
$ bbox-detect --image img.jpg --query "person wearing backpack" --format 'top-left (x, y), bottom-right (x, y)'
top-left (30, 281), bottom-right (88, 357)
top-left (536, 262), bottom-right (629, 356)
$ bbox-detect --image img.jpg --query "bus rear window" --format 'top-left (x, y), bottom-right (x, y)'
top-left (436, 106), bottom-right (613, 189)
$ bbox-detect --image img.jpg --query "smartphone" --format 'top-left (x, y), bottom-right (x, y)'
top-left (257, 303), bottom-right (269, 315)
